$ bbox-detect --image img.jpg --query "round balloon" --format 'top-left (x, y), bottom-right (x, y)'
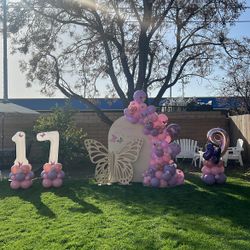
top-left (202, 174), bottom-right (216, 185)
top-left (52, 178), bottom-right (63, 188)
top-left (133, 90), bottom-right (147, 103)
top-left (10, 181), bottom-right (20, 190)
top-left (43, 163), bottom-right (52, 173)
top-left (42, 179), bottom-right (52, 188)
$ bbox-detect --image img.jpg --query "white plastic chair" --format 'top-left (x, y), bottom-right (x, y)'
top-left (176, 139), bottom-right (201, 167)
top-left (223, 139), bottom-right (244, 167)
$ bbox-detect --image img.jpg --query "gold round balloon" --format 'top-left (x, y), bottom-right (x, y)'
top-left (207, 128), bottom-right (230, 156)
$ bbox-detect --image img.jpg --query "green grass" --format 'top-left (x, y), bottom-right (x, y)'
top-left (0, 171), bottom-right (250, 250)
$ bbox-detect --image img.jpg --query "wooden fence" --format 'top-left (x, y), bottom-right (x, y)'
top-left (0, 111), bottom-right (229, 165)
top-left (229, 114), bottom-right (250, 161)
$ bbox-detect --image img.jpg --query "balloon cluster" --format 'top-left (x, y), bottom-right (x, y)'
top-left (9, 163), bottom-right (34, 189)
top-left (41, 162), bottom-right (65, 188)
top-left (201, 128), bottom-right (229, 185)
top-left (124, 90), bottom-right (185, 188)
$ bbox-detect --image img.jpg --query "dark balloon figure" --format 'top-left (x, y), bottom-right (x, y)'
top-left (201, 128), bottom-right (229, 185)
top-left (203, 142), bottom-right (221, 164)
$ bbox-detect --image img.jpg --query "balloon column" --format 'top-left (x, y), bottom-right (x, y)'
top-left (124, 90), bottom-right (184, 188)
top-left (41, 162), bottom-right (65, 188)
top-left (37, 131), bottom-right (65, 188)
top-left (10, 131), bottom-right (34, 189)
top-left (201, 128), bottom-right (229, 185)
top-left (9, 163), bottom-right (34, 189)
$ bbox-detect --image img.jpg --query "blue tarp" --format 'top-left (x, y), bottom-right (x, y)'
top-left (4, 97), bottom-right (241, 111)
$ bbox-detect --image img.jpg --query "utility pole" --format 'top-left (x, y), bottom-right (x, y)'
top-left (2, 0), bottom-right (8, 101)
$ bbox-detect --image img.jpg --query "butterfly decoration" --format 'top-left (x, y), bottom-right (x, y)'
top-left (84, 138), bottom-right (144, 185)
top-left (110, 134), bottom-right (124, 144)
top-left (110, 134), bottom-right (118, 143)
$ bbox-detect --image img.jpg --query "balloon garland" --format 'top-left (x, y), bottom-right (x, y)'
top-left (124, 90), bottom-right (184, 188)
top-left (201, 128), bottom-right (229, 185)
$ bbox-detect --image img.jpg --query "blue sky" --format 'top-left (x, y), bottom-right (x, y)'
top-left (0, 1), bottom-right (250, 99)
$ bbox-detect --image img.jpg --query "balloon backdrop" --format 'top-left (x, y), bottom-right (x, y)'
top-left (41, 162), bottom-right (65, 188)
top-left (124, 90), bottom-right (184, 188)
top-left (9, 163), bottom-right (34, 189)
top-left (201, 128), bottom-right (229, 185)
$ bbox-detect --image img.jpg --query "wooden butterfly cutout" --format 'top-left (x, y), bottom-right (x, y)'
top-left (84, 138), bottom-right (143, 185)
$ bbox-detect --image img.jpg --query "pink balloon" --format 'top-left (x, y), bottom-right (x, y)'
top-left (211, 166), bottom-right (224, 175)
top-left (10, 181), bottom-right (21, 189)
top-left (143, 176), bottom-right (151, 186)
top-left (160, 179), bottom-right (168, 188)
top-left (150, 159), bottom-right (157, 165)
top-left (201, 166), bottom-right (212, 175)
top-left (153, 120), bottom-right (162, 129)
top-left (52, 178), bottom-right (63, 188)
top-left (158, 114), bottom-right (168, 125)
top-left (176, 170), bottom-right (185, 185)
top-left (164, 134), bottom-right (172, 143)
top-left (20, 180), bottom-right (32, 189)
top-left (10, 175), bottom-right (16, 181)
top-left (157, 133), bottom-right (166, 140)
top-left (156, 158), bottom-right (164, 164)
top-left (42, 179), bottom-right (52, 188)
top-left (168, 174), bottom-right (178, 187)
top-left (162, 154), bottom-right (171, 163)
top-left (25, 175), bottom-right (30, 180)
top-left (155, 170), bottom-right (163, 179)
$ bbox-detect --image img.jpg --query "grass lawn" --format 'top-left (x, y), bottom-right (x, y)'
top-left (0, 169), bottom-right (250, 250)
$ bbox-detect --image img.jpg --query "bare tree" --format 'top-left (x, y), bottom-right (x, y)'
top-left (8, 0), bottom-right (245, 124)
top-left (219, 38), bottom-right (250, 114)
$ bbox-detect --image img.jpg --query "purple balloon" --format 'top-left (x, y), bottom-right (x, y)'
top-left (141, 110), bottom-right (148, 118)
top-left (16, 172), bottom-right (25, 182)
top-left (148, 167), bottom-right (156, 177)
top-left (164, 164), bottom-right (176, 176)
top-left (202, 174), bottom-right (216, 185)
top-left (126, 116), bottom-right (138, 124)
top-left (28, 171), bottom-right (35, 179)
top-left (147, 105), bottom-right (156, 114)
top-left (145, 121), bottom-right (153, 130)
top-left (58, 171), bottom-right (65, 179)
top-left (162, 171), bottom-right (172, 181)
top-left (169, 143), bottom-right (181, 158)
top-left (48, 170), bottom-right (57, 180)
top-left (154, 148), bottom-right (164, 157)
top-left (133, 90), bottom-right (147, 103)
top-left (168, 175), bottom-right (178, 186)
top-left (151, 177), bottom-right (160, 187)
top-left (123, 108), bottom-right (129, 116)
top-left (165, 123), bottom-right (181, 139)
top-left (150, 128), bottom-right (159, 137)
top-left (215, 173), bottom-right (227, 184)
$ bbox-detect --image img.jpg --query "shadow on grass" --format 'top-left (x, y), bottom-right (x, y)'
top-left (0, 173), bottom-right (250, 230)
top-left (75, 172), bottom-right (250, 230)
top-left (0, 178), bottom-right (102, 218)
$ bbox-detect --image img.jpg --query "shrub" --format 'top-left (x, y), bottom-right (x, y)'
top-left (33, 104), bottom-right (88, 170)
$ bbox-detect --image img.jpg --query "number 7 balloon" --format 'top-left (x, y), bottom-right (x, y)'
top-left (37, 131), bottom-right (65, 188)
